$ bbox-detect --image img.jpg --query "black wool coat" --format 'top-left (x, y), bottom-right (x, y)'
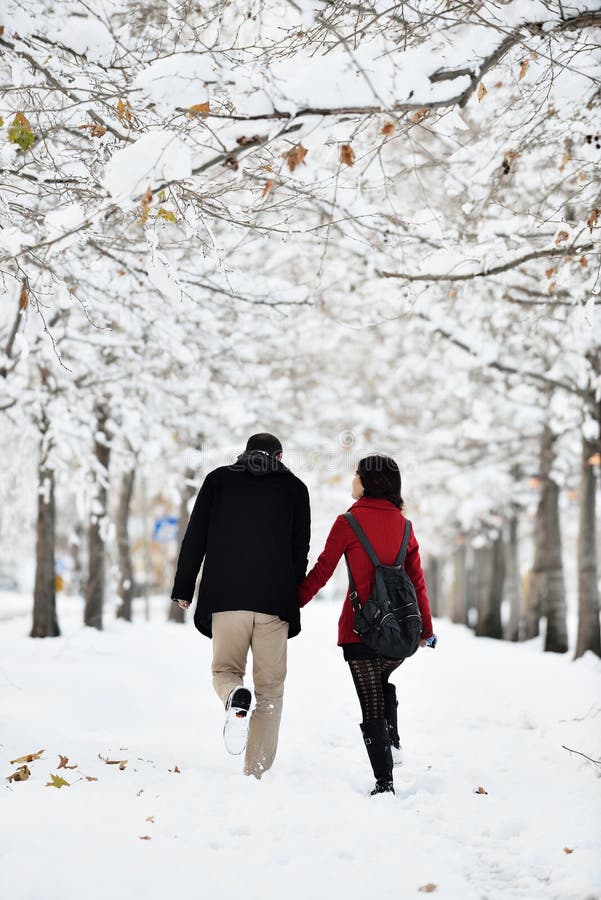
top-left (171, 451), bottom-right (311, 639)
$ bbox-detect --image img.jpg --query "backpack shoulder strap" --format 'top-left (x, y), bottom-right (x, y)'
top-left (394, 518), bottom-right (412, 567)
top-left (343, 512), bottom-right (381, 567)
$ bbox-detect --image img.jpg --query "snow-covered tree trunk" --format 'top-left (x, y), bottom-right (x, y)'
top-left (474, 532), bottom-right (504, 639)
top-left (425, 555), bottom-right (442, 618)
top-left (30, 422), bottom-right (59, 638)
top-left (505, 511), bottom-right (521, 642)
top-left (525, 425), bottom-right (568, 652)
top-left (115, 467), bottom-right (136, 622)
top-left (575, 433), bottom-right (600, 659)
top-left (450, 536), bottom-right (468, 625)
top-left (84, 404), bottom-right (112, 630)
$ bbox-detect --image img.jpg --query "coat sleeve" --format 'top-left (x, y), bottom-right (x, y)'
top-left (170, 473), bottom-right (214, 603)
top-left (292, 482), bottom-right (311, 584)
top-left (298, 515), bottom-right (349, 607)
top-left (405, 527), bottom-right (434, 638)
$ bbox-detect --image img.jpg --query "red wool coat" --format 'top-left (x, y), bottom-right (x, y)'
top-left (299, 497), bottom-right (434, 646)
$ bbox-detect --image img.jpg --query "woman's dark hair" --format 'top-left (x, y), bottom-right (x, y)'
top-left (357, 455), bottom-right (404, 510)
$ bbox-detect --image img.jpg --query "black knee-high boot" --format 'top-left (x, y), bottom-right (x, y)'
top-left (383, 683), bottom-right (400, 748)
top-left (360, 719), bottom-right (394, 795)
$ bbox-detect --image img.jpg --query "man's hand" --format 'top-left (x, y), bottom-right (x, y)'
top-left (177, 600), bottom-right (191, 610)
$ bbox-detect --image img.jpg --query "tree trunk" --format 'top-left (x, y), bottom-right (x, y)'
top-left (524, 424), bottom-right (568, 652)
top-left (474, 532), bottom-right (504, 639)
top-left (168, 466), bottom-right (198, 624)
top-left (450, 536), bottom-right (468, 625)
top-left (575, 434), bottom-right (601, 658)
top-left (30, 425), bottom-right (60, 638)
top-left (425, 556), bottom-right (442, 618)
top-left (115, 467), bottom-right (136, 622)
top-left (505, 512), bottom-right (521, 641)
top-left (84, 403), bottom-right (111, 630)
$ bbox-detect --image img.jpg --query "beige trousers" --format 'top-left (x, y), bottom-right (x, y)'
top-left (211, 610), bottom-right (289, 779)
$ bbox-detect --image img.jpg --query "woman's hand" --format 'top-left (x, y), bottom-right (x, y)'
top-left (177, 600), bottom-right (190, 610)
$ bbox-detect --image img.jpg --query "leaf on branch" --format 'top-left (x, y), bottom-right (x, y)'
top-left (547, 280), bottom-right (556, 295)
top-left (10, 749), bottom-right (44, 765)
top-left (7, 765), bottom-right (31, 783)
top-left (188, 102), bottom-right (210, 119)
top-left (58, 755), bottom-right (78, 770)
top-left (554, 230), bottom-right (569, 245)
top-left (78, 124), bottom-right (107, 138)
top-left (412, 109), bottom-right (428, 125)
top-left (474, 786), bottom-right (488, 795)
top-left (281, 144), bottom-right (307, 173)
top-left (262, 179), bottom-right (275, 198)
top-left (46, 773), bottom-right (70, 789)
top-left (477, 82), bottom-right (488, 102)
top-left (381, 122), bottom-right (395, 136)
top-left (236, 134), bottom-right (262, 146)
top-left (340, 144), bottom-right (355, 167)
top-left (563, 847), bottom-right (574, 855)
top-left (579, 256), bottom-right (588, 268)
top-left (7, 112), bottom-right (35, 151)
top-left (156, 208), bottom-right (176, 223)
top-left (116, 99), bottom-right (133, 125)
top-left (588, 208), bottom-right (599, 233)
top-left (418, 885), bottom-right (437, 893)
top-left (136, 187), bottom-right (153, 226)
top-left (545, 267), bottom-right (556, 279)
top-left (99, 753), bottom-right (128, 770)
top-left (518, 60), bottom-right (529, 81)
top-left (559, 152), bottom-right (570, 172)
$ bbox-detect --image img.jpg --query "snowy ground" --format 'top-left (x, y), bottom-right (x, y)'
top-left (1, 596), bottom-right (600, 900)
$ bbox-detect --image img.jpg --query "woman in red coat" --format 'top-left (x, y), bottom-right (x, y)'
top-left (299, 455), bottom-right (436, 796)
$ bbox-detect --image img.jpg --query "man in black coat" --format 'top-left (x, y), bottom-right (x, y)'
top-left (171, 433), bottom-right (311, 778)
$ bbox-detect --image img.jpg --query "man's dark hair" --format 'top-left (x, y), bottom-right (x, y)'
top-left (357, 455), bottom-right (404, 510)
top-left (246, 433), bottom-right (283, 457)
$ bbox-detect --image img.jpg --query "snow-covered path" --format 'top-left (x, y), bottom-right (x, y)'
top-left (1, 599), bottom-right (600, 900)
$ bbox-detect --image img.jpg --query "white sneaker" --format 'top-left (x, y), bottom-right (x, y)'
top-left (392, 744), bottom-right (404, 768)
top-left (223, 687), bottom-right (252, 755)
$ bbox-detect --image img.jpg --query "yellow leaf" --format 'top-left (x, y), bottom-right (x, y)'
top-left (281, 144), bottom-right (307, 173)
top-left (7, 765), bottom-right (31, 783)
top-left (156, 207), bottom-right (176, 222)
top-left (477, 82), bottom-right (487, 102)
top-left (518, 59), bottom-right (529, 81)
top-left (46, 773), bottom-right (70, 788)
top-left (7, 112), bottom-right (34, 151)
top-left (10, 748), bottom-right (44, 765)
top-left (116, 99), bottom-right (133, 124)
top-left (188, 102), bottom-right (210, 118)
top-left (340, 144), bottom-right (355, 167)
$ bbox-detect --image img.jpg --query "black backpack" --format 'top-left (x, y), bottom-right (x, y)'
top-left (344, 512), bottom-right (422, 660)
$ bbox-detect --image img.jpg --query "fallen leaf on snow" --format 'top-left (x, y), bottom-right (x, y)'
top-left (58, 755), bottom-right (77, 770)
top-left (418, 884), bottom-right (437, 893)
top-left (10, 749), bottom-right (44, 765)
top-left (137, 789), bottom-right (144, 796)
top-left (46, 773), bottom-right (70, 789)
top-left (7, 765), bottom-right (31, 783)
top-left (563, 847), bottom-right (574, 854)
top-left (477, 82), bottom-right (488, 102)
top-left (146, 816), bottom-right (155, 823)
top-left (474, 786), bottom-right (488, 795)
top-left (138, 835), bottom-right (152, 841)
top-left (99, 753), bottom-right (127, 770)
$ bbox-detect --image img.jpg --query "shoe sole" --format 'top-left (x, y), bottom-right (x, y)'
top-left (223, 687), bottom-right (252, 755)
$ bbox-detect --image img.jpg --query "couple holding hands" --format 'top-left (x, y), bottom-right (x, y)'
top-left (172, 433), bottom-right (436, 796)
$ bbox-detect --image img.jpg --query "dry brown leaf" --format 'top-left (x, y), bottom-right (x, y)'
top-left (99, 753), bottom-right (128, 769)
top-left (116, 99), bottom-right (133, 124)
top-left (281, 144), bottom-right (307, 173)
top-left (262, 179), bottom-right (275, 198)
top-left (7, 765), bottom-right (31, 783)
top-left (588, 208), bottom-right (599, 233)
top-left (412, 108), bottom-right (428, 125)
top-left (140, 186), bottom-right (153, 208)
top-left (563, 847), bottom-right (574, 854)
top-left (418, 885), bottom-right (437, 894)
top-left (139, 835), bottom-right (152, 841)
top-left (579, 256), bottom-right (588, 268)
top-left (146, 816), bottom-right (155, 823)
top-left (547, 280), bottom-right (556, 294)
top-left (85, 776), bottom-right (98, 782)
top-left (188, 102), bottom-right (210, 118)
top-left (174, 765), bottom-right (181, 774)
top-left (474, 786), bottom-right (488, 795)
top-left (518, 59), bottom-right (529, 81)
top-left (545, 267), bottom-right (556, 279)
top-left (10, 749), bottom-right (44, 765)
top-left (559, 151), bottom-right (570, 172)
top-left (137, 788), bottom-right (144, 796)
top-left (477, 82), bottom-right (488, 102)
top-left (340, 144), bottom-right (355, 167)
top-left (554, 230), bottom-right (569, 245)
top-left (19, 284), bottom-right (28, 310)
top-left (91, 124), bottom-right (107, 138)
top-left (381, 122), bottom-right (395, 136)
top-left (58, 755), bottom-right (77, 770)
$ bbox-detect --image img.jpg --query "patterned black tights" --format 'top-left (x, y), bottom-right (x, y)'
top-left (348, 657), bottom-right (402, 722)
